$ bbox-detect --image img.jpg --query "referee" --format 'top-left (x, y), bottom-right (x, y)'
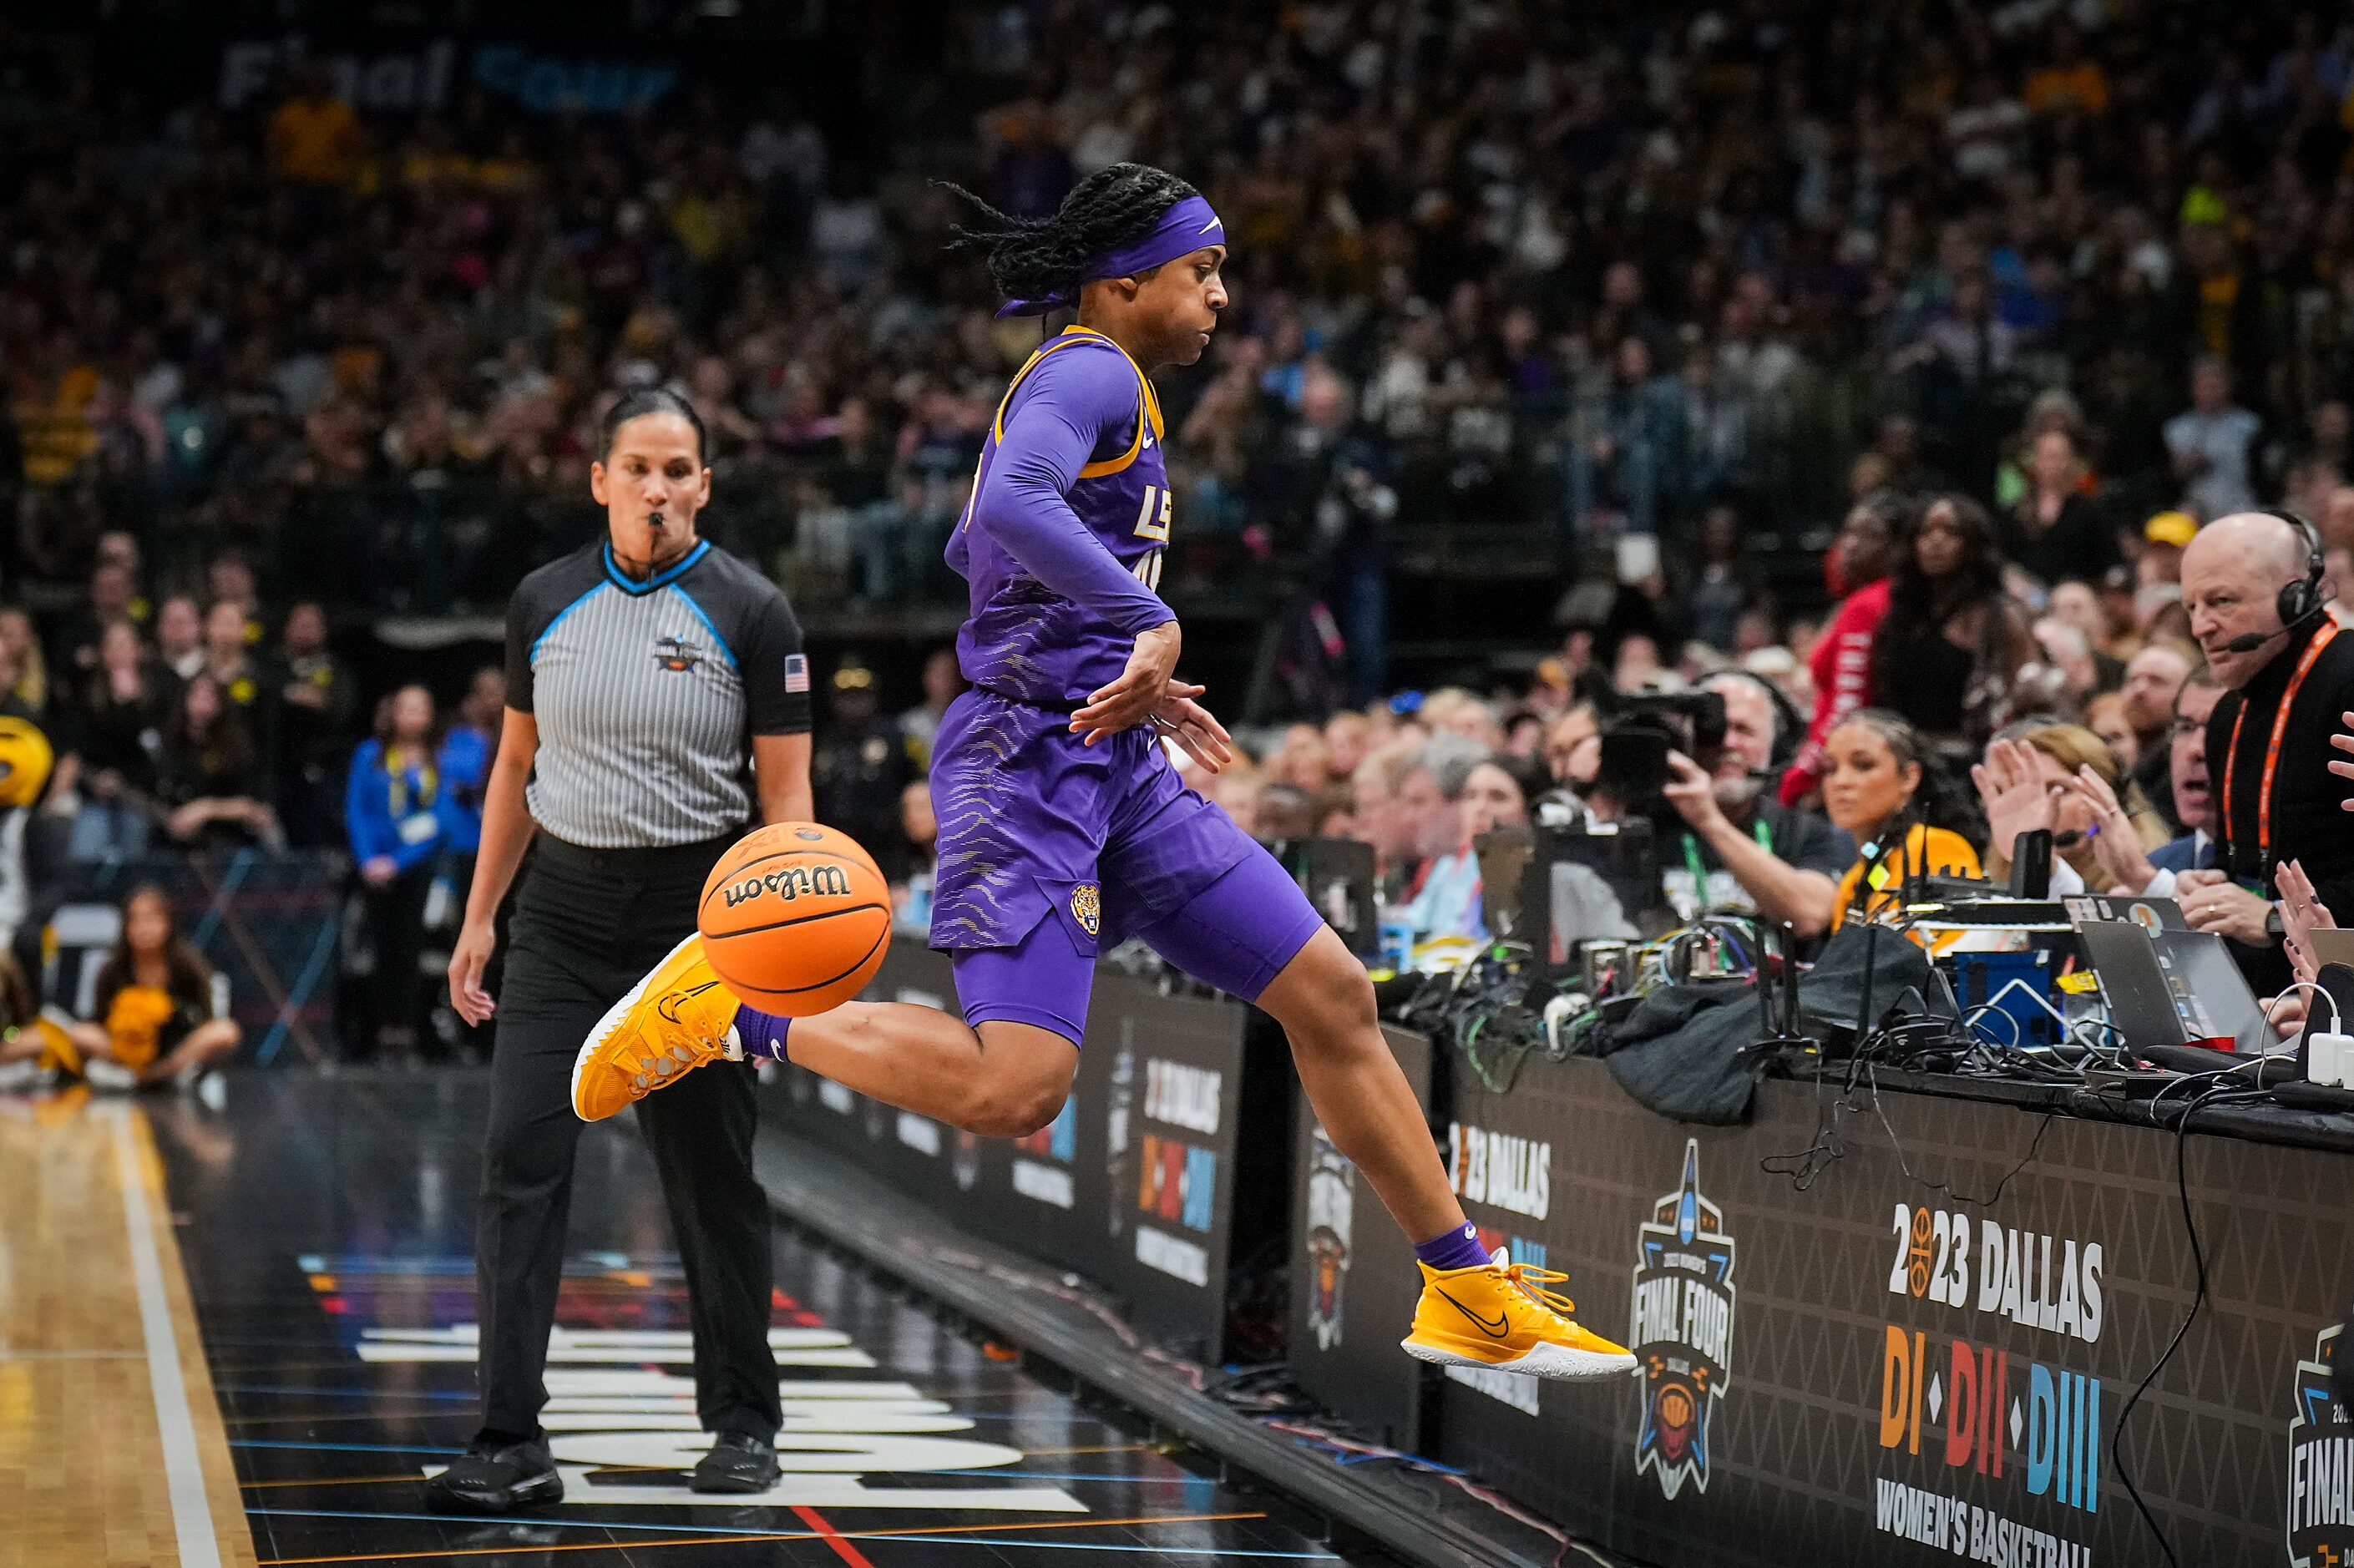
top-left (433, 387), bottom-right (813, 1511)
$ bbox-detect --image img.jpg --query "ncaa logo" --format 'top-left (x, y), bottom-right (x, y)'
top-left (1631, 1140), bottom-right (1736, 1501)
top-left (651, 634), bottom-right (704, 673)
top-left (2290, 1323), bottom-right (2354, 1565)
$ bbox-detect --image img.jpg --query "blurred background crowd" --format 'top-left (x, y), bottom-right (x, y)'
top-left (4, 0), bottom-right (2354, 1063)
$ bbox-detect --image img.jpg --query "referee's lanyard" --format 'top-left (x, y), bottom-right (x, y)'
top-left (2220, 620), bottom-right (2336, 887)
top-left (1681, 818), bottom-right (1773, 899)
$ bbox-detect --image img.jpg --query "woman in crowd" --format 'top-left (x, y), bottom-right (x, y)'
top-left (347, 683), bottom-right (453, 1060)
top-left (1781, 493), bottom-right (1901, 804)
top-left (1870, 494), bottom-right (2034, 761)
top-left (1819, 710), bottom-right (1982, 932)
top-left (1400, 754), bottom-right (1526, 943)
top-left (2001, 427), bottom-right (2115, 589)
top-left (1973, 724), bottom-right (2169, 894)
top-left (0, 607), bottom-right (49, 716)
top-left (67, 618), bottom-right (166, 860)
top-left (68, 884), bottom-right (239, 1089)
top-left (155, 673), bottom-right (277, 847)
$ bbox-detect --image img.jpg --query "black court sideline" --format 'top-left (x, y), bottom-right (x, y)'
top-left (139, 1070), bottom-right (1374, 1566)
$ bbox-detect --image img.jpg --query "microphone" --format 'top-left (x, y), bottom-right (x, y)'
top-left (2219, 599), bottom-right (2327, 655)
top-left (2220, 625), bottom-right (2286, 655)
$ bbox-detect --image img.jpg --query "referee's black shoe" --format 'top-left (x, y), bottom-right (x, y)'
top-left (691, 1431), bottom-right (782, 1493)
top-left (427, 1435), bottom-right (563, 1513)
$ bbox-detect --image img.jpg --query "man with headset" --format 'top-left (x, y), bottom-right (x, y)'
top-left (2176, 509), bottom-right (2354, 994)
top-left (1654, 670), bottom-right (1854, 939)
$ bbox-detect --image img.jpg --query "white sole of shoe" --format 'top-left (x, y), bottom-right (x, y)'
top-left (571, 932), bottom-right (701, 1122)
top-left (1400, 1335), bottom-right (1638, 1382)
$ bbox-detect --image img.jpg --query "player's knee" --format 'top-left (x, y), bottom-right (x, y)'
top-left (972, 1085), bottom-right (1065, 1139)
top-left (964, 1065), bottom-right (1072, 1137)
top-left (1268, 942), bottom-right (1378, 1042)
top-left (960, 1029), bottom-right (1076, 1136)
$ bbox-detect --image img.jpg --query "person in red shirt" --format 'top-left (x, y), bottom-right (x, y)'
top-left (1782, 494), bottom-right (1903, 804)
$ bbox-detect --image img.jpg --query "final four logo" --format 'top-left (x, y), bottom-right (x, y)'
top-left (2289, 1323), bottom-right (2354, 1565)
top-left (1303, 1125), bottom-right (1354, 1351)
top-left (1631, 1140), bottom-right (1736, 1500)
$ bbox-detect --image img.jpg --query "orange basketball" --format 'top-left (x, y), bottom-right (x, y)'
top-left (698, 822), bottom-right (893, 1015)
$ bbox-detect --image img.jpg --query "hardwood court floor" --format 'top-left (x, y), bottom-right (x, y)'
top-left (32, 1070), bottom-right (1364, 1567)
top-left (0, 1090), bottom-right (256, 1568)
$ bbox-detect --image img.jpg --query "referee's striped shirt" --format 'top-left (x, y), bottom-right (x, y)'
top-left (505, 539), bottom-right (813, 849)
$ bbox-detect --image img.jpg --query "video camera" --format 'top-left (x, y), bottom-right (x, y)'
top-left (1594, 690), bottom-right (1728, 805)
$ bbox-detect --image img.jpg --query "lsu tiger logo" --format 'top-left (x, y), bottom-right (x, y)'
top-left (1070, 883), bottom-right (1101, 938)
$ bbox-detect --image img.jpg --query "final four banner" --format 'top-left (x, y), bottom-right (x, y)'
top-left (1431, 1052), bottom-right (2354, 1568)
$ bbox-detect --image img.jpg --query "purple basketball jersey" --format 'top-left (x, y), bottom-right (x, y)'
top-left (946, 328), bottom-right (1170, 707)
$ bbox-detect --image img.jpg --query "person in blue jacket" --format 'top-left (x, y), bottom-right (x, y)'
top-left (347, 683), bottom-right (453, 1060)
top-left (437, 666), bottom-right (504, 857)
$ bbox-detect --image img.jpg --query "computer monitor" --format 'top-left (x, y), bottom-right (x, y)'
top-left (1499, 820), bottom-right (1657, 979)
top-left (1293, 837), bottom-right (1379, 958)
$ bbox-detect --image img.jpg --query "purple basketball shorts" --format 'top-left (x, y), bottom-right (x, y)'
top-left (928, 689), bottom-right (1326, 1045)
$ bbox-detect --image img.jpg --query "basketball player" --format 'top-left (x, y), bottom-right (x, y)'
top-left (574, 165), bottom-right (1633, 1383)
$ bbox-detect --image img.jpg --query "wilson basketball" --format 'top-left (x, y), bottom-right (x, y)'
top-left (698, 822), bottom-right (893, 1015)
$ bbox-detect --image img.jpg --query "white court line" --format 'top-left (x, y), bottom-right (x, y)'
top-left (112, 1105), bottom-right (225, 1568)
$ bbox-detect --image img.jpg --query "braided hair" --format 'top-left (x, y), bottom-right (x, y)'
top-left (940, 163), bottom-right (1200, 303)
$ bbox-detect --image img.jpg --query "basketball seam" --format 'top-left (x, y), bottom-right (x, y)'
top-left (704, 900), bottom-right (893, 942)
top-left (723, 916), bottom-right (891, 999)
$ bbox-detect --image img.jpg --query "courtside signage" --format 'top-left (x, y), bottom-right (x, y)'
top-left (2290, 1324), bottom-right (2354, 1565)
top-left (1446, 1122), bottom-right (1549, 1220)
top-left (1630, 1140), bottom-right (1736, 1501)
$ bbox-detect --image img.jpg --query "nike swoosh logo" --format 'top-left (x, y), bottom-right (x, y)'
top-left (1438, 1289), bottom-right (1511, 1338)
top-left (656, 983), bottom-right (723, 1026)
top-left (1200, 217), bottom-right (1222, 233)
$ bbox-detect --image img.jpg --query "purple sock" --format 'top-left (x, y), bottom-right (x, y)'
top-left (734, 1008), bottom-right (791, 1063)
top-left (1413, 1222), bottom-right (1491, 1272)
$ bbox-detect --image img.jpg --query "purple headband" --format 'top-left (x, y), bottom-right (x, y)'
top-left (995, 194), bottom-right (1225, 317)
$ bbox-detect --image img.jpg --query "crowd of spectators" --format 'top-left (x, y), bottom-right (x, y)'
top-left (8, 3), bottom-right (2354, 1063)
top-left (8, 4), bottom-right (2354, 641)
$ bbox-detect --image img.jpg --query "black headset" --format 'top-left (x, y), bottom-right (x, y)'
top-left (2215, 508), bottom-right (2330, 655)
top-left (2265, 507), bottom-right (2328, 633)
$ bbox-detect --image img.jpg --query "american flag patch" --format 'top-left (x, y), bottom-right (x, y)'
top-left (784, 654), bottom-right (809, 693)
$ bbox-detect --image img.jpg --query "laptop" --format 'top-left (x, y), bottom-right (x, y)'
top-left (2077, 918), bottom-right (2274, 1055)
top-left (2061, 894), bottom-right (2189, 932)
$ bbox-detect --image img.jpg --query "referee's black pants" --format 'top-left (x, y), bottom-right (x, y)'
top-left (474, 832), bottom-right (782, 1445)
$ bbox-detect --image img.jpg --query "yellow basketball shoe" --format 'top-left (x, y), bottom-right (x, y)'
top-left (1402, 1249), bottom-right (1637, 1382)
top-left (571, 934), bottom-right (742, 1122)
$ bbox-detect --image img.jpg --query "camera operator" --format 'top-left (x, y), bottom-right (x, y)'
top-left (2174, 512), bottom-right (2354, 994)
top-left (1586, 675), bottom-right (1853, 938)
top-left (1660, 673), bottom-right (1852, 937)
